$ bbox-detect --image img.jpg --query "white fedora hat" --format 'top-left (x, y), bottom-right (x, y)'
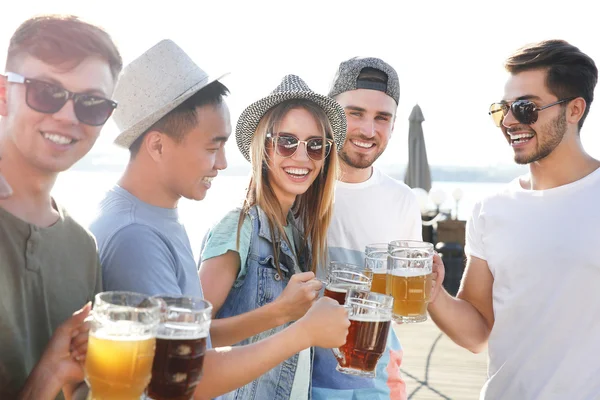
top-left (236, 74), bottom-right (347, 162)
top-left (113, 39), bottom-right (228, 148)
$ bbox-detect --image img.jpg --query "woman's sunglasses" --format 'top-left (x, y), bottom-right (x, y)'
top-left (6, 72), bottom-right (117, 126)
top-left (267, 132), bottom-right (333, 161)
top-left (488, 97), bottom-right (575, 127)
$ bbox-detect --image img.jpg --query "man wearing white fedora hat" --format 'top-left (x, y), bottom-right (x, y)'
top-left (90, 39), bottom-right (232, 301)
top-left (0, 14), bottom-right (122, 400)
top-left (90, 39), bottom-right (350, 399)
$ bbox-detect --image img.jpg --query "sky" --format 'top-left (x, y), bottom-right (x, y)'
top-left (1, 0), bottom-right (599, 168)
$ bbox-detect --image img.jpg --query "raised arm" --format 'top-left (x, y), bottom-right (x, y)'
top-left (428, 254), bottom-right (494, 353)
top-left (193, 296), bottom-right (350, 399)
top-left (200, 251), bottom-right (321, 347)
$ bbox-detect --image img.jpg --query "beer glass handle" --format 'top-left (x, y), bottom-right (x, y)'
top-left (331, 304), bottom-right (353, 362)
top-left (83, 310), bottom-right (97, 325)
top-left (344, 304), bottom-right (354, 316)
top-left (331, 346), bottom-right (343, 360)
top-left (315, 277), bottom-right (327, 299)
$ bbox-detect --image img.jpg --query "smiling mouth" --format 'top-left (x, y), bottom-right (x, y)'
top-left (351, 139), bottom-right (375, 149)
top-left (42, 132), bottom-right (76, 145)
top-left (509, 133), bottom-right (535, 145)
top-left (284, 167), bottom-right (310, 177)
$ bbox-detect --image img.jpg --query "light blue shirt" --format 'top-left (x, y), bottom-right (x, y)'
top-left (90, 186), bottom-right (223, 400)
top-left (89, 186), bottom-right (208, 338)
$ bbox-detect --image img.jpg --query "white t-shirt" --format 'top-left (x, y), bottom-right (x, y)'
top-left (466, 167), bottom-right (600, 400)
top-left (327, 167), bottom-right (423, 267)
top-left (312, 167), bottom-right (422, 398)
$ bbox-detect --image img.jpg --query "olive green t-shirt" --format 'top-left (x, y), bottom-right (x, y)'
top-left (0, 202), bottom-right (102, 400)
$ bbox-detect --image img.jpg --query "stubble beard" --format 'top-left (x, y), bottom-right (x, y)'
top-left (339, 145), bottom-right (385, 170)
top-left (515, 110), bottom-right (567, 165)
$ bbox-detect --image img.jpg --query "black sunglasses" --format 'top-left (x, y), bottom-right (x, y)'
top-left (6, 72), bottom-right (117, 126)
top-left (267, 132), bottom-right (333, 161)
top-left (488, 97), bottom-right (575, 127)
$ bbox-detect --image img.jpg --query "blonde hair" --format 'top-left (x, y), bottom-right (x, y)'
top-left (237, 99), bottom-right (339, 275)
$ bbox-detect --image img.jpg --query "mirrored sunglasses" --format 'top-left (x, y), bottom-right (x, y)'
top-left (267, 132), bottom-right (333, 161)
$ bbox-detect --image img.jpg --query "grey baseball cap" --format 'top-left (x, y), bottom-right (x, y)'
top-left (328, 57), bottom-right (400, 104)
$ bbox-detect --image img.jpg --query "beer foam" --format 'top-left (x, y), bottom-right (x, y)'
top-left (349, 314), bottom-right (391, 323)
top-left (391, 268), bottom-right (432, 277)
top-left (157, 322), bottom-right (209, 340)
top-left (327, 283), bottom-right (370, 293)
top-left (326, 285), bottom-right (348, 294)
top-left (91, 328), bottom-right (154, 342)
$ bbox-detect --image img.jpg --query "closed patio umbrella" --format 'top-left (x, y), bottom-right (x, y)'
top-left (404, 104), bottom-right (431, 192)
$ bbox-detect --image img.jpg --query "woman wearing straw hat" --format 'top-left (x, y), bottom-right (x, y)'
top-left (199, 74), bottom-right (347, 399)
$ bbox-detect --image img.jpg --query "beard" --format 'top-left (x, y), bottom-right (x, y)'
top-left (339, 141), bottom-right (386, 169)
top-left (514, 109), bottom-right (567, 165)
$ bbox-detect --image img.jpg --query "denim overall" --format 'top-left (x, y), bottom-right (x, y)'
top-left (216, 206), bottom-right (313, 400)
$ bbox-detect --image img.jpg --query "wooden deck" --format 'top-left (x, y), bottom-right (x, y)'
top-left (394, 319), bottom-right (488, 400)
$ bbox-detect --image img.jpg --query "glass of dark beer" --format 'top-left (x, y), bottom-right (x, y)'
top-left (323, 262), bottom-right (373, 305)
top-left (147, 296), bottom-right (212, 400)
top-left (332, 289), bottom-right (394, 378)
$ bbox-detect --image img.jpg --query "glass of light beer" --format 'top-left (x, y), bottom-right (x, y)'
top-left (323, 262), bottom-right (373, 305)
top-left (147, 296), bottom-right (212, 400)
top-left (332, 289), bottom-right (393, 378)
top-left (365, 244), bottom-right (389, 294)
top-left (387, 240), bottom-right (434, 323)
top-left (85, 291), bottom-right (161, 400)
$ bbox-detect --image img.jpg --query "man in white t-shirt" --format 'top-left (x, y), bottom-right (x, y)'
top-left (429, 40), bottom-right (600, 399)
top-left (311, 57), bottom-right (444, 400)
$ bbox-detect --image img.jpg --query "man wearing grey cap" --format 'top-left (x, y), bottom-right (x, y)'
top-left (312, 57), bottom-right (437, 400)
top-left (90, 39), bottom-right (350, 399)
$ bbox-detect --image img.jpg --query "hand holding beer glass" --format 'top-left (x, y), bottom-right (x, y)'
top-left (323, 262), bottom-right (373, 305)
top-left (273, 271), bottom-right (323, 323)
top-left (332, 289), bottom-right (393, 378)
top-left (387, 240), bottom-right (434, 323)
top-left (85, 291), bottom-right (161, 400)
top-left (147, 296), bottom-right (212, 400)
top-left (365, 244), bottom-right (389, 294)
top-left (298, 296), bottom-right (351, 348)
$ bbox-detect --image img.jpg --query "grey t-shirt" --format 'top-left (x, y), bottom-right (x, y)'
top-left (89, 186), bottom-right (203, 299)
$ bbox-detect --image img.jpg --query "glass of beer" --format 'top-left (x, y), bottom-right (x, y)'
top-left (147, 296), bottom-right (212, 400)
top-left (387, 240), bottom-right (434, 323)
top-left (323, 262), bottom-right (373, 305)
top-left (365, 244), bottom-right (389, 294)
top-left (85, 291), bottom-right (161, 400)
top-left (332, 289), bottom-right (393, 378)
